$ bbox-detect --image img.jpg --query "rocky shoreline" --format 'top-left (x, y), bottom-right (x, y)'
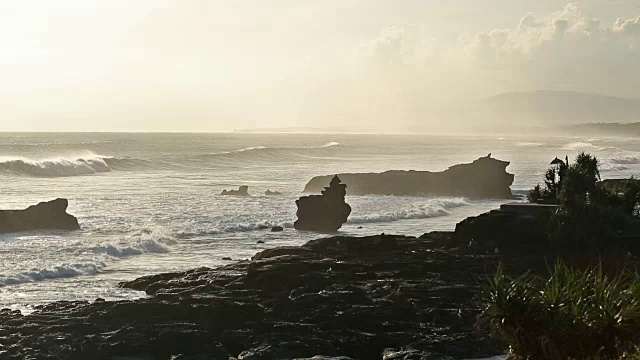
top-left (0, 229), bottom-right (550, 360)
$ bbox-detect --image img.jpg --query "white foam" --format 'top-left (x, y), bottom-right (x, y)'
top-left (516, 142), bottom-right (545, 147)
top-left (0, 154), bottom-right (113, 177)
top-left (0, 262), bottom-right (104, 286)
top-left (610, 155), bottom-right (640, 164)
top-left (93, 228), bottom-right (177, 258)
top-left (177, 221), bottom-right (294, 237)
top-left (348, 198), bottom-right (469, 224)
top-left (208, 142), bottom-right (341, 156)
top-left (562, 142), bottom-right (595, 151)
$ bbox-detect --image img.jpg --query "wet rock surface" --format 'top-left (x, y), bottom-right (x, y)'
top-left (0, 231), bottom-right (526, 359)
top-left (0, 198), bottom-right (80, 233)
top-left (304, 155), bottom-right (515, 199)
top-left (295, 175), bottom-right (351, 232)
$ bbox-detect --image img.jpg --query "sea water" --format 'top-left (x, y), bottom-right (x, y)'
top-left (0, 132), bottom-right (638, 313)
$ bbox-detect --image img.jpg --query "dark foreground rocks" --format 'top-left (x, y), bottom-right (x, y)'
top-left (0, 198), bottom-right (80, 233)
top-left (0, 232), bottom-right (532, 360)
top-left (295, 175), bottom-right (351, 232)
top-left (304, 155), bottom-right (515, 199)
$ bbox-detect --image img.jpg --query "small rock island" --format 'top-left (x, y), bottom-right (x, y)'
top-left (295, 175), bottom-right (351, 232)
top-left (304, 154), bottom-right (515, 199)
top-left (221, 185), bottom-right (249, 196)
top-left (0, 198), bottom-right (80, 233)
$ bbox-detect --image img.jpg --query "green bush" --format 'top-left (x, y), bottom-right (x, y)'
top-left (478, 262), bottom-right (640, 360)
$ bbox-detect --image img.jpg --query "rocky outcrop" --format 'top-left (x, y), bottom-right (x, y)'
top-left (304, 155), bottom-right (515, 199)
top-left (295, 175), bottom-right (351, 232)
top-left (221, 185), bottom-right (249, 196)
top-left (0, 198), bottom-right (80, 233)
top-left (0, 232), bottom-right (520, 360)
top-left (452, 203), bottom-right (556, 251)
top-left (265, 189), bottom-right (281, 196)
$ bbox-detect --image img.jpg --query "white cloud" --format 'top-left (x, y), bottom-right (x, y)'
top-left (360, 2), bottom-right (640, 101)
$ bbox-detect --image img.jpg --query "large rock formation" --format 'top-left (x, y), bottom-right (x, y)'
top-left (304, 155), bottom-right (515, 199)
top-left (295, 175), bottom-right (351, 232)
top-left (0, 198), bottom-right (80, 233)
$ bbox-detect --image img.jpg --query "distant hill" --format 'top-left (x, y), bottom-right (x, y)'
top-left (437, 91), bottom-right (640, 132)
top-left (562, 122), bottom-right (640, 137)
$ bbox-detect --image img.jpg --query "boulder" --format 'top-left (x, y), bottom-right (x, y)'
top-left (265, 190), bottom-right (282, 196)
top-left (451, 205), bottom-right (553, 251)
top-left (0, 198), bottom-right (80, 233)
top-left (294, 175), bottom-right (351, 232)
top-left (222, 186), bottom-right (249, 196)
top-left (271, 226), bottom-right (284, 232)
top-left (303, 155), bottom-right (514, 199)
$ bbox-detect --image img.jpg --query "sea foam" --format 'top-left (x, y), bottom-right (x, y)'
top-left (0, 262), bottom-right (104, 286)
top-left (348, 198), bottom-right (469, 224)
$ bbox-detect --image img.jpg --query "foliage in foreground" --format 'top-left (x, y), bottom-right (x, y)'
top-left (528, 152), bottom-right (640, 250)
top-left (478, 262), bottom-right (640, 360)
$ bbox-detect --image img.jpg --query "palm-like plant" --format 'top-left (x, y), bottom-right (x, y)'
top-left (479, 262), bottom-right (640, 360)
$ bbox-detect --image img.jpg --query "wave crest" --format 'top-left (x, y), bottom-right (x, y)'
top-left (0, 155), bottom-right (112, 177)
top-left (0, 262), bottom-right (104, 286)
top-left (91, 228), bottom-right (177, 258)
top-left (610, 156), bottom-right (640, 165)
top-left (0, 154), bottom-right (149, 177)
top-left (206, 142), bottom-right (341, 157)
top-left (348, 198), bottom-right (469, 224)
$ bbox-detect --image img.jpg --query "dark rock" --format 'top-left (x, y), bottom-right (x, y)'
top-left (295, 175), bottom-right (351, 232)
top-left (452, 207), bottom-right (551, 251)
top-left (265, 190), bottom-right (282, 196)
top-left (304, 155), bottom-right (515, 199)
top-left (257, 225), bottom-right (269, 230)
top-left (221, 186), bottom-right (249, 196)
top-left (257, 240), bottom-right (265, 244)
top-left (222, 257), bottom-right (233, 261)
top-left (0, 232), bottom-right (522, 360)
top-left (271, 226), bottom-right (284, 232)
top-left (0, 198), bottom-right (80, 233)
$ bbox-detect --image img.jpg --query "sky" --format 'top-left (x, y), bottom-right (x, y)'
top-left (0, 0), bottom-right (638, 132)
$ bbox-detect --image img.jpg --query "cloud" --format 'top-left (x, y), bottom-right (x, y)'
top-left (294, 2), bottom-right (640, 131)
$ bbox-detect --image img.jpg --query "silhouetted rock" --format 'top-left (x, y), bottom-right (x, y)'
top-left (452, 204), bottom-right (555, 252)
top-left (304, 155), bottom-right (515, 199)
top-left (257, 240), bottom-right (265, 244)
top-left (295, 175), bottom-right (351, 232)
top-left (271, 226), bottom-right (284, 232)
top-left (221, 185), bottom-right (249, 196)
top-left (265, 189), bottom-right (282, 196)
top-left (0, 198), bottom-right (80, 233)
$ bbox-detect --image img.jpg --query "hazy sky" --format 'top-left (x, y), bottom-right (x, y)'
top-left (0, 0), bottom-right (639, 132)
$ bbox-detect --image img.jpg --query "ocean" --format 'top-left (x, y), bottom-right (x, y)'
top-left (0, 132), bottom-right (638, 313)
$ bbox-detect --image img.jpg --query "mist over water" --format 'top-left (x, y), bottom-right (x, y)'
top-left (0, 132), bottom-right (638, 312)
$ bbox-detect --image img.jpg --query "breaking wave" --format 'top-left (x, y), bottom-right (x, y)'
top-left (516, 142), bottom-right (545, 147)
top-left (561, 142), bottom-right (624, 153)
top-left (610, 155), bottom-right (640, 165)
top-left (348, 198), bottom-right (469, 224)
top-left (177, 221), bottom-right (294, 238)
top-left (206, 142), bottom-right (341, 156)
top-left (91, 228), bottom-right (178, 258)
top-left (0, 262), bottom-right (104, 286)
top-left (562, 142), bottom-right (597, 151)
top-left (0, 154), bottom-right (148, 177)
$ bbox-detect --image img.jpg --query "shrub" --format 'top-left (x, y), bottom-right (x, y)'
top-left (478, 262), bottom-right (640, 360)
